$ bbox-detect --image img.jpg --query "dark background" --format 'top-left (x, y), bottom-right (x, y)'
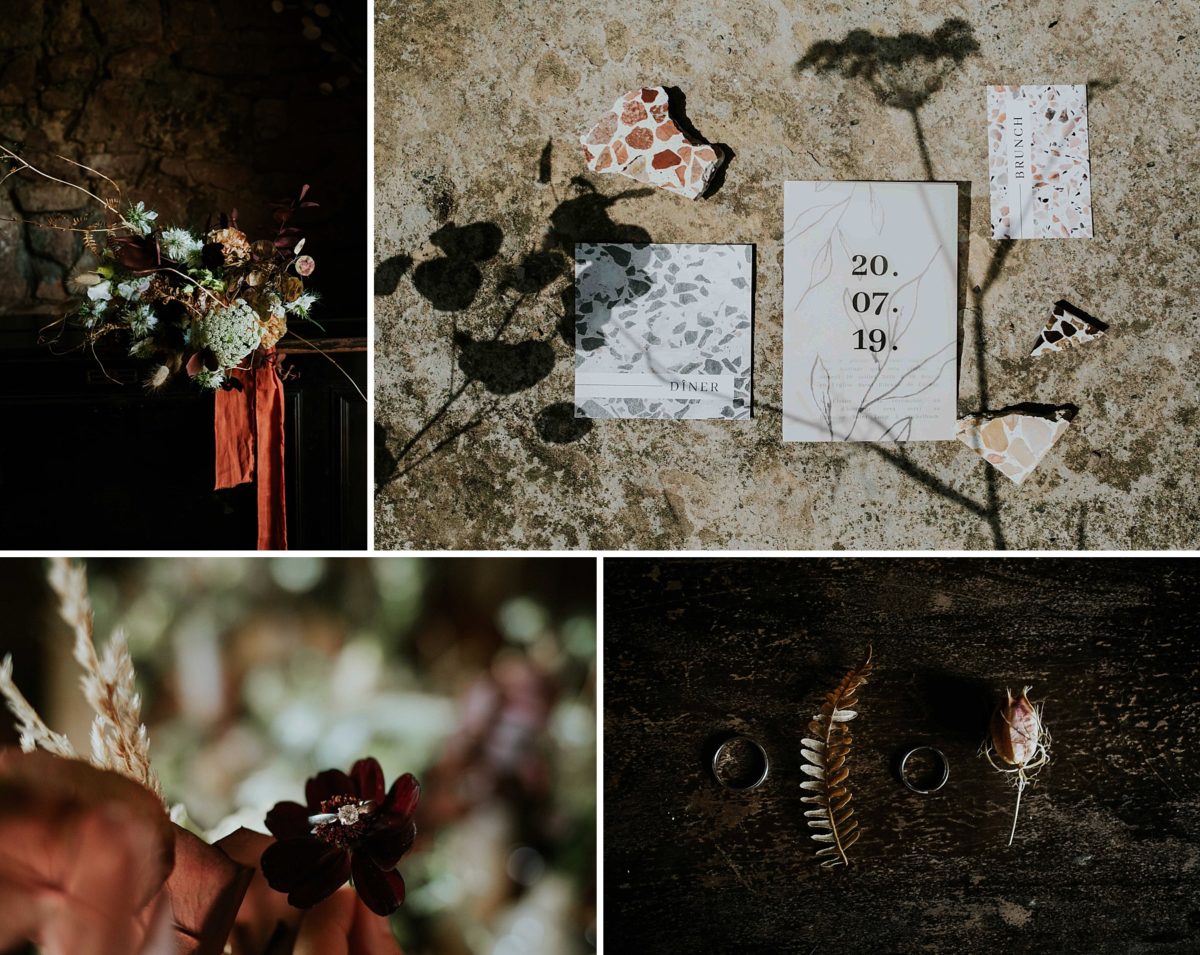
top-left (604, 558), bottom-right (1200, 953)
top-left (0, 0), bottom-right (367, 548)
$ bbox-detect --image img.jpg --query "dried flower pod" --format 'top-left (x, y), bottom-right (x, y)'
top-left (984, 685), bottom-right (1050, 846)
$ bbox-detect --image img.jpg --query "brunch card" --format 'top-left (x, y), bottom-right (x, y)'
top-left (574, 243), bottom-right (753, 420)
top-left (987, 84), bottom-right (1093, 239)
top-left (782, 181), bottom-right (958, 442)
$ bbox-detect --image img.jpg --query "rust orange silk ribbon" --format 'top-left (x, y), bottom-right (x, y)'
top-left (213, 350), bottom-right (287, 550)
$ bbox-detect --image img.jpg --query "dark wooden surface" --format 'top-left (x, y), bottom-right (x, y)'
top-left (0, 339), bottom-right (366, 549)
top-left (604, 558), bottom-right (1200, 954)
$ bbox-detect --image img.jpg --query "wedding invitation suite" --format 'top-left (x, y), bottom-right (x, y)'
top-left (987, 84), bottom-right (1093, 239)
top-left (782, 181), bottom-right (958, 442)
top-left (574, 243), bottom-right (753, 420)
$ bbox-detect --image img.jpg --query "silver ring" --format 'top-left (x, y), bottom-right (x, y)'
top-left (900, 746), bottom-right (949, 794)
top-left (712, 736), bottom-right (769, 792)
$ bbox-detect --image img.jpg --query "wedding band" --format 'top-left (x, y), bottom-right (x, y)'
top-left (712, 735), bottom-right (769, 792)
top-left (899, 746), bottom-right (949, 794)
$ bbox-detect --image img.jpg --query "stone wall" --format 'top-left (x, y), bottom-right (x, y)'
top-left (0, 0), bottom-right (365, 323)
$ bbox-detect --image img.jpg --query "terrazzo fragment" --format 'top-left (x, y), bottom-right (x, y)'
top-left (1030, 300), bottom-right (1108, 358)
top-left (957, 408), bottom-right (1075, 485)
top-left (579, 87), bottom-right (724, 199)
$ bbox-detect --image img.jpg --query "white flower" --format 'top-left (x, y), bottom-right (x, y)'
top-left (125, 303), bottom-right (158, 338)
top-left (285, 290), bottom-right (319, 318)
top-left (160, 227), bottom-right (204, 267)
top-left (129, 338), bottom-right (156, 358)
top-left (87, 281), bottom-right (112, 302)
top-left (199, 299), bottom-right (264, 368)
top-left (195, 368), bottom-right (225, 389)
top-left (125, 201), bottom-right (159, 236)
top-left (116, 275), bottom-right (153, 301)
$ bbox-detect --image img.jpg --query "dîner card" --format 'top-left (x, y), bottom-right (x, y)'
top-left (987, 84), bottom-right (1093, 239)
top-left (574, 243), bottom-right (752, 420)
top-left (782, 181), bottom-right (958, 443)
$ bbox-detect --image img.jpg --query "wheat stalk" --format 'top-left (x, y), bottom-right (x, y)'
top-left (45, 557), bottom-right (163, 798)
top-left (0, 654), bottom-right (77, 757)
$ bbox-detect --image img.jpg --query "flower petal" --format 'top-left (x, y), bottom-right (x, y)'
top-left (261, 838), bottom-right (350, 909)
top-left (381, 773), bottom-right (420, 821)
top-left (265, 800), bottom-right (311, 840)
top-left (364, 820), bottom-right (416, 871)
top-left (350, 758), bottom-right (385, 804)
top-left (294, 886), bottom-right (403, 955)
top-left (306, 769), bottom-right (355, 809)
top-left (350, 854), bottom-right (405, 917)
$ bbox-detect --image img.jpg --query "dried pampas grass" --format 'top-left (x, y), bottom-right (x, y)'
top-left (0, 558), bottom-right (163, 801)
top-left (0, 655), bottom-right (76, 757)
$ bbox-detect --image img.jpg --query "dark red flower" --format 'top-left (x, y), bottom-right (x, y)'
top-left (107, 234), bottom-right (161, 273)
top-left (261, 758), bottom-right (418, 917)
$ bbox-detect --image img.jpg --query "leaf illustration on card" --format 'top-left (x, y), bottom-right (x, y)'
top-left (810, 238), bottom-right (833, 292)
top-left (886, 246), bottom-right (941, 345)
top-left (783, 199), bottom-right (843, 241)
top-left (877, 416), bottom-right (913, 443)
top-left (809, 354), bottom-right (835, 438)
top-left (869, 185), bottom-right (884, 235)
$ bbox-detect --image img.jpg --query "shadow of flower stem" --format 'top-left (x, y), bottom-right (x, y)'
top-left (796, 19), bottom-right (980, 180)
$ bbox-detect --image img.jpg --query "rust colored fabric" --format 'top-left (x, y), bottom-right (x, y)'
top-left (213, 352), bottom-right (288, 550)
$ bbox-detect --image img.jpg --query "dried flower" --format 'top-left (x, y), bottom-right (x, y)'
top-left (116, 275), bottom-right (153, 301)
top-left (199, 299), bottom-right (264, 367)
top-left (126, 303), bottom-right (158, 338)
top-left (984, 685), bottom-right (1050, 845)
top-left (203, 226), bottom-right (252, 268)
top-left (261, 758), bottom-right (419, 916)
top-left (294, 254), bottom-right (315, 276)
top-left (285, 289), bottom-right (319, 319)
top-left (259, 312), bottom-right (288, 349)
top-left (125, 200), bottom-right (159, 236)
top-left (282, 275), bottom-right (304, 303)
top-left (195, 367), bottom-right (225, 389)
top-left (159, 227), bottom-right (204, 267)
top-left (145, 364), bottom-right (171, 390)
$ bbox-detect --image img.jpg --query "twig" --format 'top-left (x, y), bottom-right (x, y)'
top-left (281, 328), bottom-right (367, 401)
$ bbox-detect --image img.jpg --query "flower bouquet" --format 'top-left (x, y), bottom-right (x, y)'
top-left (0, 148), bottom-right (336, 548)
top-left (1, 146), bottom-right (320, 391)
top-left (0, 559), bottom-right (415, 955)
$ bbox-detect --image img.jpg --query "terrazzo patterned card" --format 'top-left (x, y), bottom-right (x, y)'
top-left (782, 181), bottom-right (959, 442)
top-left (988, 84), bottom-right (1093, 239)
top-left (574, 243), bottom-right (752, 420)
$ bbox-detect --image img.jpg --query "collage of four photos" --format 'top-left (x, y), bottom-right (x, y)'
top-left (0, 1), bottom-right (1197, 953)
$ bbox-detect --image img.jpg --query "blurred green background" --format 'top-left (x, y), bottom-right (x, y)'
top-left (0, 557), bottom-right (596, 955)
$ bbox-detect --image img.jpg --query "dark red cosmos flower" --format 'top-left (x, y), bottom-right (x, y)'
top-left (261, 758), bottom-right (418, 917)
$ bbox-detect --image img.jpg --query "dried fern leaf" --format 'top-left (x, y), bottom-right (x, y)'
top-left (800, 647), bottom-right (873, 868)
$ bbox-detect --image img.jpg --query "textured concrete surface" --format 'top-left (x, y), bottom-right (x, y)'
top-left (374, 0), bottom-right (1199, 550)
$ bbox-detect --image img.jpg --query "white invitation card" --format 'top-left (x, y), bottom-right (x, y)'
top-left (574, 243), bottom-right (752, 420)
top-left (987, 84), bottom-right (1093, 239)
top-left (782, 181), bottom-right (959, 442)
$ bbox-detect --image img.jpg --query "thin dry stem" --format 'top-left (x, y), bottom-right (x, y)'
top-left (0, 145), bottom-right (124, 223)
top-left (282, 327), bottom-right (368, 402)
